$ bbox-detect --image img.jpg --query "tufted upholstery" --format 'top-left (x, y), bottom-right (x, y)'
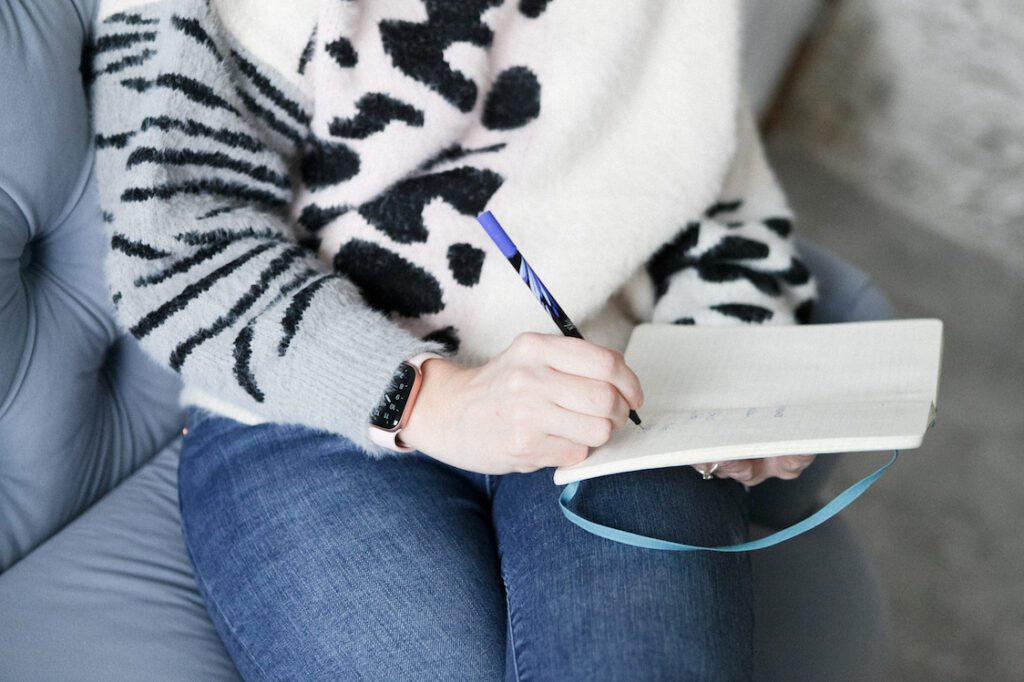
top-left (0, 0), bottom-right (185, 570)
top-left (0, 1), bottom-right (890, 680)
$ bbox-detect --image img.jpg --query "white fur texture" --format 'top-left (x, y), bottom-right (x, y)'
top-left (296, 0), bottom-right (742, 364)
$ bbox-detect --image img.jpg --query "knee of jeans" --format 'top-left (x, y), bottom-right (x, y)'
top-left (570, 466), bottom-right (751, 548)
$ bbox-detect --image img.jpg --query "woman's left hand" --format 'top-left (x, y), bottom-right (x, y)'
top-left (693, 455), bottom-right (817, 487)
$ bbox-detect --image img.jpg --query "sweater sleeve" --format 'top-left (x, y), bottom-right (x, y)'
top-left (86, 1), bottom-right (447, 457)
top-left (629, 98), bottom-right (818, 327)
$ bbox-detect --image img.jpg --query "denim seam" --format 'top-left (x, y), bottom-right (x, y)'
top-left (503, 575), bottom-right (523, 682)
top-left (187, 541), bottom-right (275, 682)
top-left (179, 492), bottom-right (274, 681)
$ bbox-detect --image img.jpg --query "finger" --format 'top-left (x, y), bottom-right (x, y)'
top-left (766, 454), bottom-right (816, 480)
top-left (530, 335), bottom-right (644, 410)
top-left (713, 459), bottom-right (759, 484)
top-left (763, 455), bottom-right (812, 477)
top-left (536, 403), bottom-right (615, 449)
top-left (743, 460), bottom-right (774, 486)
top-left (792, 454), bottom-right (817, 468)
top-left (531, 435), bottom-right (590, 469)
top-left (542, 368), bottom-right (630, 427)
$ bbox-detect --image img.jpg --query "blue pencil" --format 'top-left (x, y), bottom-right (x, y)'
top-left (476, 210), bottom-right (641, 426)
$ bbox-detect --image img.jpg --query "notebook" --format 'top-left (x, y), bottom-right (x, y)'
top-left (552, 318), bottom-right (944, 486)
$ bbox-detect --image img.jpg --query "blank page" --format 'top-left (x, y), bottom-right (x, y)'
top-left (553, 319), bottom-right (943, 485)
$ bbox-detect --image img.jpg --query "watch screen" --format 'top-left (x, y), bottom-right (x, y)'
top-left (369, 362), bottom-right (416, 429)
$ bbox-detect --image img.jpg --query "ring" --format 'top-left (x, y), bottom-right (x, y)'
top-left (701, 463), bottom-right (720, 480)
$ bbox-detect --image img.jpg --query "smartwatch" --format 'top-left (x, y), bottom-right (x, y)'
top-left (367, 351), bottom-right (443, 452)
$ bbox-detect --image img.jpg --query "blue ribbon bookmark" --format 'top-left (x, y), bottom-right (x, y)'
top-left (558, 451), bottom-right (899, 552)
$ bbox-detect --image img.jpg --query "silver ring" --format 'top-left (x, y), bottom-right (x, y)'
top-left (701, 463), bottom-right (720, 480)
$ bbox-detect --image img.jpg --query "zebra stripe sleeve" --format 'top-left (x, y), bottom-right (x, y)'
top-left (88, 2), bottom-right (447, 457)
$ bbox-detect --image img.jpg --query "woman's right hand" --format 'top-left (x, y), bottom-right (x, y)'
top-left (398, 332), bottom-right (644, 475)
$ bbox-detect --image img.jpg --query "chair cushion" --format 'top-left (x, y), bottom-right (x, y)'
top-left (0, 439), bottom-right (239, 681)
top-left (796, 236), bottom-right (896, 324)
top-left (0, 0), bottom-right (185, 570)
top-left (751, 517), bottom-right (889, 681)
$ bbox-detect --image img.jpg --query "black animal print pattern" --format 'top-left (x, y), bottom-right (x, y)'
top-left (88, 0), bottom-right (816, 454)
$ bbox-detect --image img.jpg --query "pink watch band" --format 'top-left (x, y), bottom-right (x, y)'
top-left (368, 352), bottom-right (443, 452)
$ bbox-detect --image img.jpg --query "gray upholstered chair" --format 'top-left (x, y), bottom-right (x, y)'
top-left (0, 1), bottom-right (888, 679)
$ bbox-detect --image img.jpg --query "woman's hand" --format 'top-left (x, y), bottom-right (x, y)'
top-left (398, 332), bottom-right (644, 475)
top-left (693, 455), bottom-right (817, 487)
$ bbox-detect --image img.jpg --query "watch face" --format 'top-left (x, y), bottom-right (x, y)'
top-left (369, 362), bottom-right (416, 429)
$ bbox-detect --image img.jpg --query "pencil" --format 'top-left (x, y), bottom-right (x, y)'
top-left (476, 210), bottom-right (642, 426)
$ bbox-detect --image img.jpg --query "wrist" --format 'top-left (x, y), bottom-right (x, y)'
top-left (396, 357), bottom-right (461, 452)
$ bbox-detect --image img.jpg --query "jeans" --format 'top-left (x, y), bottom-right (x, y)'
top-left (178, 405), bottom-right (833, 681)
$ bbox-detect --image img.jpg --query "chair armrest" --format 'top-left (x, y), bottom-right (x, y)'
top-left (796, 235), bottom-right (896, 324)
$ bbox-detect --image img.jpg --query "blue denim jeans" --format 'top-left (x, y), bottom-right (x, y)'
top-left (178, 405), bottom-right (832, 680)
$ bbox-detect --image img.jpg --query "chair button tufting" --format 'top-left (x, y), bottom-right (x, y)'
top-left (19, 241), bottom-right (34, 271)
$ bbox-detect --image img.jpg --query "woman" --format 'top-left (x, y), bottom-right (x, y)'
top-left (88, 0), bottom-right (821, 678)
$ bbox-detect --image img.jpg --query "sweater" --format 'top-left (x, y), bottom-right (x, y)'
top-left (87, 0), bottom-right (818, 458)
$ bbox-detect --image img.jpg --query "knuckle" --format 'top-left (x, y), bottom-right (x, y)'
top-left (594, 348), bottom-right (620, 374)
top-left (505, 366), bottom-right (532, 393)
top-left (563, 444), bottom-right (589, 465)
top-left (780, 456), bottom-right (811, 474)
top-left (591, 418), bottom-right (614, 445)
top-left (512, 331), bottom-right (541, 355)
top-left (577, 443), bottom-right (591, 461)
top-left (731, 467), bottom-right (755, 483)
top-left (593, 384), bottom-right (619, 414)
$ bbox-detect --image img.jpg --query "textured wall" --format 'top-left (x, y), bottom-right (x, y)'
top-left (774, 0), bottom-right (1024, 270)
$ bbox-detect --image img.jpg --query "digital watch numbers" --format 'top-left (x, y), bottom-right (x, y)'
top-left (369, 362), bottom-right (416, 429)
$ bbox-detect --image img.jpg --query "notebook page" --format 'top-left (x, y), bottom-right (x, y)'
top-left (553, 319), bottom-right (943, 485)
top-left (629, 319), bottom-right (943, 410)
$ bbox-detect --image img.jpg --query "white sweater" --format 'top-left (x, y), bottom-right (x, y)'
top-left (88, 0), bottom-right (817, 456)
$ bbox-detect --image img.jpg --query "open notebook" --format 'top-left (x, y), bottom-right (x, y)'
top-left (553, 319), bottom-right (944, 486)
